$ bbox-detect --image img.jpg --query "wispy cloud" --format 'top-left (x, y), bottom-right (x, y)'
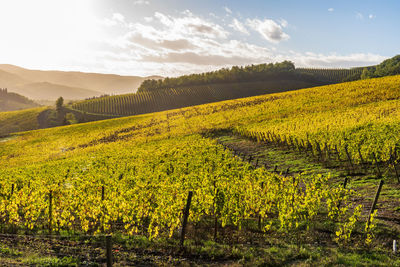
top-left (356, 12), bottom-right (364, 20)
top-left (369, 14), bottom-right (376, 19)
top-left (229, 18), bottom-right (249, 35)
top-left (328, 8), bottom-right (334, 12)
top-left (133, 0), bottom-right (150, 5)
top-left (224, 6), bottom-right (232, 14)
top-left (247, 18), bottom-right (289, 43)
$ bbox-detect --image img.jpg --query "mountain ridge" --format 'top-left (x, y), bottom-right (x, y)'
top-left (0, 64), bottom-right (162, 100)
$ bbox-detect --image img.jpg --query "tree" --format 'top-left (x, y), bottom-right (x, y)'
top-left (56, 97), bottom-right (64, 112)
top-left (360, 68), bottom-right (372, 79)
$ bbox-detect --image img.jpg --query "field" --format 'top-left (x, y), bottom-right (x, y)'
top-left (0, 107), bottom-right (47, 136)
top-left (1, 76), bottom-right (400, 265)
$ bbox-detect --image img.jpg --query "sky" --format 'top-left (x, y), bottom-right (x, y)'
top-left (0, 0), bottom-right (399, 77)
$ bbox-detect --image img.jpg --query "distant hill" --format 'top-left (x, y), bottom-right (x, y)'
top-left (0, 64), bottom-right (162, 99)
top-left (12, 82), bottom-right (102, 101)
top-left (0, 88), bottom-right (40, 112)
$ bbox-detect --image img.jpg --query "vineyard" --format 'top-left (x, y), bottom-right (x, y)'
top-left (71, 79), bottom-right (321, 116)
top-left (71, 68), bottom-right (364, 118)
top-left (1, 75), bottom-right (400, 264)
top-left (297, 67), bottom-right (364, 83)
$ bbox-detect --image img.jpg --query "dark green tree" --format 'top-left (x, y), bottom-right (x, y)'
top-left (56, 97), bottom-right (64, 112)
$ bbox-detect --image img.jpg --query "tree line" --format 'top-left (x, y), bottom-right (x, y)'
top-left (361, 55), bottom-right (400, 79)
top-left (137, 56), bottom-right (400, 93)
top-left (138, 61), bottom-right (302, 92)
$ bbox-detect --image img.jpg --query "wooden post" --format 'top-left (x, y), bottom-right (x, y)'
top-left (49, 190), bottom-right (53, 234)
top-left (344, 146), bottom-right (354, 170)
top-left (340, 178), bottom-right (347, 189)
top-left (214, 214), bottom-right (218, 241)
top-left (335, 145), bottom-right (341, 161)
top-left (358, 148), bottom-right (366, 172)
top-left (325, 143), bottom-right (331, 160)
top-left (106, 235), bottom-right (112, 267)
top-left (258, 182), bottom-right (264, 231)
top-left (102, 186), bottom-right (105, 201)
top-left (255, 159), bottom-right (259, 168)
top-left (367, 180), bottom-right (384, 230)
top-left (372, 153), bottom-right (382, 177)
top-left (284, 168), bottom-right (290, 177)
top-left (180, 191), bottom-right (193, 247)
top-left (394, 163), bottom-right (400, 184)
top-left (337, 177), bottom-right (349, 210)
top-left (273, 165), bottom-right (278, 173)
top-left (8, 184), bottom-right (14, 200)
top-left (214, 188), bottom-right (219, 241)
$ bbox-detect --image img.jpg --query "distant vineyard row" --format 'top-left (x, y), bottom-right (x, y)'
top-left (71, 79), bottom-right (319, 116)
top-left (297, 67), bottom-right (363, 83)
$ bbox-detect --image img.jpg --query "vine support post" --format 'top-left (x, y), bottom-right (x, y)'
top-left (180, 191), bottom-right (193, 248)
top-left (372, 153), bottom-right (382, 177)
top-left (393, 163), bottom-right (400, 184)
top-left (106, 235), bottom-right (112, 267)
top-left (367, 179), bottom-right (384, 230)
top-left (344, 146), bottom-right (354, 172)
top-left (258, 182), bottom-right (264, 231)
top-left (284, 168), bottom-right (290, 177)
top-left (49, 190), bottom-right (53, 235)
top-left (337, 177), bottom-right (349, 210)
top-left (343, 177), bottom-right (348, 189)
top-left (358, 148), bottom-right (367, 173)
top-left (273, 165), bottom-right (278, 173)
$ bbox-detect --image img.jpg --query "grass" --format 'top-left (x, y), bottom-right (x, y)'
top-left (0, 106), bottom-right (47, 136)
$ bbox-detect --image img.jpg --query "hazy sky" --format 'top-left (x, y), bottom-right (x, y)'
top-left (0, 0), bottom-right (398, 76)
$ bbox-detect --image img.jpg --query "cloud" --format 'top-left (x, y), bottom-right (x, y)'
top-left (356, 12), bottom-right (364, 20)
top-left (247, 18), bottom-right (289, 43)
top-left (369, 14), bottom-right (376, 19)
top-left (112, 13), bottom-right (125, 23)
top-left (278, 19), bottom-right (288, 28)
top-left (293, 52), bottom-right (386, 68)
top-left (224, 6), bottom-right (232, 14)
top-left (124, 31), bottom-right (196, 51)
top-left (99, 11), bottom-right (386, 76)
top-left (328, 8), bottom-right (334, 12)
top-left (142, 52), bottom-right (253, 66)
top-left (229, 18), bottom-right (249, 35)
top-left (133, 0), bottom-right (150, 5)
top-left (153, 11), bottom-right (229, 39)
top-left (102, 13), bottom-right (126, 27)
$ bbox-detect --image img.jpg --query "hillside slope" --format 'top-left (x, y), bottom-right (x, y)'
top-left (1, 76), bottom-right (400, 265)
top-left (0, 89), bottom-right (40, 111)
top-left (0, 64), bottom-right (162, 95)
top-left (71, 78), bottom-right (322, 116)
top-left (0, 107), bottom-right (47, 136)
top-left (12, 82), bottom-right (102, 101)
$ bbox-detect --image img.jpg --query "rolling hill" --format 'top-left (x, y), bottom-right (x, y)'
top-left (0, 106), bottom-right (47, 136)
top-left (0, 89), bottom-right (40, 112)
top-left (0, 64), bottom-right (162, 99)
top-left (71, 78), bottom-right (322, 116)
top-left (11, 82), bottom-right (102, 101)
